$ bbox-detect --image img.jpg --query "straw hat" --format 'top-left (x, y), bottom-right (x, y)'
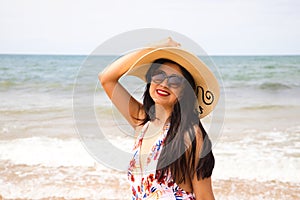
top-left (126, 47), bottom-right (219, 118)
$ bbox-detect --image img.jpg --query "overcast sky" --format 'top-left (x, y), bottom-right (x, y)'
top-left (0, 0), bottom-right (299, 55)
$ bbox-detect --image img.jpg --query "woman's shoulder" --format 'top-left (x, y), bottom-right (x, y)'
top-left (184, 123), bottom-right (204, 150)
top-left (192, 123), bottom-right (204, 141)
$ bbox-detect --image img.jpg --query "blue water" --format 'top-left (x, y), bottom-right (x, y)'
top-left (213, 55), bottom-right (300, 89)
top-left (1, 54), bottom-right (300, 138)
top-left (1, 54), bottom-right (299, 92)
top-left (0, 54), bottom-right (85, 94)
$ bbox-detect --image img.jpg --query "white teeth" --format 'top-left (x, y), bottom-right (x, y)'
top-left (157, 89), bottom-right (169, 96)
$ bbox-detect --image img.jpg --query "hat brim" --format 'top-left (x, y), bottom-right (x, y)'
top-left (126, 47), bottom-right (219, 119)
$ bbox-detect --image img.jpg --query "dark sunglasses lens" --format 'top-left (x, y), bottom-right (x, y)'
top-left (168, 76), bottom-right (183, 88)
top-left (151, 73), bottom-right (165, 84)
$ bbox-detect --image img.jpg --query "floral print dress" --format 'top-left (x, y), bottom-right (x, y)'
top-left (128, 121), bottom-right (195, 200)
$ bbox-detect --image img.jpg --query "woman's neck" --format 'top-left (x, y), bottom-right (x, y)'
top-left (154, 104), bottom-right (172, 125)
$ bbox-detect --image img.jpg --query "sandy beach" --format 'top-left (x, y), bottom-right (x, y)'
top-left (0, 158), bottom-right (299, 199)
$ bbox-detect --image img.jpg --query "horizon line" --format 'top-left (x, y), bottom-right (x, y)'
top-left (0, 52), bottom-right (300, 57)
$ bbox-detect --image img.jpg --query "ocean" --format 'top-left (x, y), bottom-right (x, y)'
top-left (0, 54), bottom-right (299, 199)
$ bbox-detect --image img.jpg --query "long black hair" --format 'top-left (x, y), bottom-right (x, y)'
top-left (140, 58), bottom-right (214, 183)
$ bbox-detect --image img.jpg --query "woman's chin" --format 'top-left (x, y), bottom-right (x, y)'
top-left (153, 98), bottom-right (176, 108)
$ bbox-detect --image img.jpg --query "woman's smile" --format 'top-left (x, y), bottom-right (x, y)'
top-left (156, 88), bottom-right (170, 96)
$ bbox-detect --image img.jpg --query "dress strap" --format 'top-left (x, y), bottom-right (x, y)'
top-left (132, 122), bottom-right (150, 151)
top-left (141, 121), bottom-right (151, 135)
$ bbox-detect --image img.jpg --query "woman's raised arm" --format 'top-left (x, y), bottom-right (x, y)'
top-left (98, 48), bottom-right (152, 128)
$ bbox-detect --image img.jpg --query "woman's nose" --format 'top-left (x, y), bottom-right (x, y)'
top-left (159, 78), bottom-right (169, 88)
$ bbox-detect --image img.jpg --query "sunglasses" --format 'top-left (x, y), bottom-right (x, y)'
top-left (151, 70), bottom-right (185, 88)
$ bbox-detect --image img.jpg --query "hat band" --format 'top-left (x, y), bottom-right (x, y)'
top-left (196, 86), bottom-right (214, 115)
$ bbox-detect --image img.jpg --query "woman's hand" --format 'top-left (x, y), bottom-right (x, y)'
top-left (147, 37), bottom-right (181, 48)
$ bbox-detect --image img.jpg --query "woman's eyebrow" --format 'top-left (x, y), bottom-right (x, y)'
top-left (157, 69), bottom-right (182, 77)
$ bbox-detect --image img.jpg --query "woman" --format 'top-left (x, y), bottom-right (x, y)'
top-left (99, 38), bottom-right (219, 199)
